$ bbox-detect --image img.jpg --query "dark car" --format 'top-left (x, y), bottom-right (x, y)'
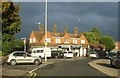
top-left (106, 52), bottom-right (116, 59)
top-left (110, 51), bottom-right (120, 69)
top-left (97, 51), bottom-right (107, 59)
top-left (51, 51), bottom-right (64, 58)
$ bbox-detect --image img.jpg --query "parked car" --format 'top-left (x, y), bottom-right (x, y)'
top-left (64, 51), bottom-right (73, 58)
top-left (7, 51), bottom-right (42, 66)
top-left (106, 52), bottom-right (116, 59)
top-left (89, 52), bottom-right (99, 59)
top-left (51, 51), bottom-right (64, 58)
top-left (110, 51), bottom-right (120, 69)
top-left (97, 51), bottom-right (107, 59)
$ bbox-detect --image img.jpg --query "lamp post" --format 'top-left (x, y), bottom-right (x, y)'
top-left (22, 38), bottom-right (26, 52)
top-left (44, 0), bottom-right (48, 62)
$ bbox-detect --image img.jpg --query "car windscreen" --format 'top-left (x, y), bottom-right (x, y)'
top-left (64, 52), bottom-right (67, 53)
top-left (68, 52), bottom-right (73, 53)
top-left (116, 52), bottom-right (120, 58)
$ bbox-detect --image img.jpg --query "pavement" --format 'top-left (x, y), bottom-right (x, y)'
top-left (88, 59), bottom-right (120, 77)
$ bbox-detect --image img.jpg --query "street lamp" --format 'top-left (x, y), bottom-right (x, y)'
top-left (22, 38), bottom-right (26, 52)
top-left (44, 0), bottom-right (48, 62)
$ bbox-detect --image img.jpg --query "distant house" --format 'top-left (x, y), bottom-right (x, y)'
top-left (28, 23), bottom-right (89, 57)
top-left (90, 43), bottom-right (106, 51)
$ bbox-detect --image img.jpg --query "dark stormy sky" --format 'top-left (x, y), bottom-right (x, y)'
top-left (16, 2), bottom-right (119, 41)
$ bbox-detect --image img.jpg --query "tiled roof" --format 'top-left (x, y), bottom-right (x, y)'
top-left (50, 32), bottom-right (82, 38)
top-left (32, 31), bottom-right (44, 42)
top-left (90, 43), bottom-right (106, 49)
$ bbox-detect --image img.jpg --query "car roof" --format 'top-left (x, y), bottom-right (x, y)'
top-left (12, 51), bottom-right (27, 54)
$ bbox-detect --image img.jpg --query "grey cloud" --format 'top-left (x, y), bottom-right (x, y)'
top-left (16, 2), bottom-right (118, 41)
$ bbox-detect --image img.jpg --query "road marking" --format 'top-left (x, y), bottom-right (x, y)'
top-left (26, 62), bottom-right (54, 78)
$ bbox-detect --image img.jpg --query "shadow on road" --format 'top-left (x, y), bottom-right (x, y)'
top-left (97, 63), bottom-right (111, 68)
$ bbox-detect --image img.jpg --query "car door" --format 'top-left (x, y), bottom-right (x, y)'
top-left (13, 52), bottom-right (25, 63)
top-left (23, 52), bottom-right (33, 63)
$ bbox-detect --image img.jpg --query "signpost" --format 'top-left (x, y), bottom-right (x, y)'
top-left (22, 38), bottom-right (26, 52)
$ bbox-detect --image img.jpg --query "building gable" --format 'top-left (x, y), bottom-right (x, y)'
top-left (79, 34), bottom-right (89, 45)
top-left (29, 31), bottom-right (39, 43)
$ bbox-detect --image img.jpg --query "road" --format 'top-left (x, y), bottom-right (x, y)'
top-left (35, 58), bottom-right (107, 76)
top-left (2, 58), bottom-right (116, 78)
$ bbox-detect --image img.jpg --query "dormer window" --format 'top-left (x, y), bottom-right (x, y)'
top-left (64, 39), bottom-right (69, 43)
top-left (56, 38), bottom-right (60, 43)
top-left (81, 40), bottom-right (85, 44)
top-left (73, 39), bottom-right (77, 44)
top-left (30, 38), bottom-right (32, 43)
top-left (29, 38), bottom-right (36, 43)
top-left (33, 38), bottom-right (36, 42)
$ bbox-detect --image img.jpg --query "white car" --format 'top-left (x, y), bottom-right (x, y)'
top-left (89, 52), bottom-right (99, 59)
top-left (7, 51), bottom-right (42, 66)
top-left (64, 51), bottom-right (73, 58)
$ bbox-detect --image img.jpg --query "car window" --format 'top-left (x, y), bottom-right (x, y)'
top-left (13, 52), bottom-right (24, 56)
top-left (26, 53), bottom-right (31, 57)
top-left (37, 50), bottom-right (40, 53)
top-left (41, 50), bottom-right (44, 53)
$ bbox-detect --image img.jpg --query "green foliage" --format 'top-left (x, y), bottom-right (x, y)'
top-left (2, 2), bottom-right (21, 35)
top-left (2, 39), bottom-right (24, 55)
top-left (12, 39), bottom-right (24, 49)
top-left (83, 27), bottom-right (102, 44)
top-left (100, 36), bottom-right (115, 51)
top-left (83, 32), bottom-right (96, 43)
top-left (91, 27), bottom-right (102, 41)
top-left (2, 2), bottom-right (22, 55)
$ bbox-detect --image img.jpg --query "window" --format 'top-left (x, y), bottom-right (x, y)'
top-left (44, 38), bottom-right (51, 42)
top-left (33, 38), bottom-right (36, 42)
top-left (13, 53), bottom-right (25, 56)
top-left (81, 40), bottom-right (85, 44)
top-left (29, 38), bottom-right (32, 43)
top-left (64, 39), bottom-right (69, 43)
top-left (56, 38), bottom-right (60, 43)
top-left (73, 39), bottom-right (77, 44)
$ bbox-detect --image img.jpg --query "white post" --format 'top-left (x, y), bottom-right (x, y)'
top-left (45, 0), bottom-right (48, 62)
top-left (22, 38), bottom-right (26, 52)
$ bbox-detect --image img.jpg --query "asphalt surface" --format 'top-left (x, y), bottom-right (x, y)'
top-left (35, 58), bottom-right (107, 76)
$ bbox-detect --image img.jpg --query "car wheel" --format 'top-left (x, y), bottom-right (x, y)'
top-left (34, 59), bottom-right (40, 65)
top-left (115, 61), bottom-right (120, 69)
top-left (10, 60), bottom-right (16, 66)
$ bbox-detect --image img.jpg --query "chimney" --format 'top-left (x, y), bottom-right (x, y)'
top-left (39, 24), bottom-right (44, 33)
top-left (74, 27), bottom-right (78, 34)
top-left (64, 27), bottom-right (68, 34)
top-left (53, 22), bottom-right (57, 33)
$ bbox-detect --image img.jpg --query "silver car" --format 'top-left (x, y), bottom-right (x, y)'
top-left (7, 51), bottom-right (42, 66)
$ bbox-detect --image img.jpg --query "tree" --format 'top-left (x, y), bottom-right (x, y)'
top-left (2, 2), bottom-right (23, 55)
top-left (91, 27), bottom-right (102, 42)
top-left (83, 32), bottom-right (96, 43)
top-left (100, 36), bottom-right (115, 51)
top-left (83, 27), bottom-right (102, 44)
